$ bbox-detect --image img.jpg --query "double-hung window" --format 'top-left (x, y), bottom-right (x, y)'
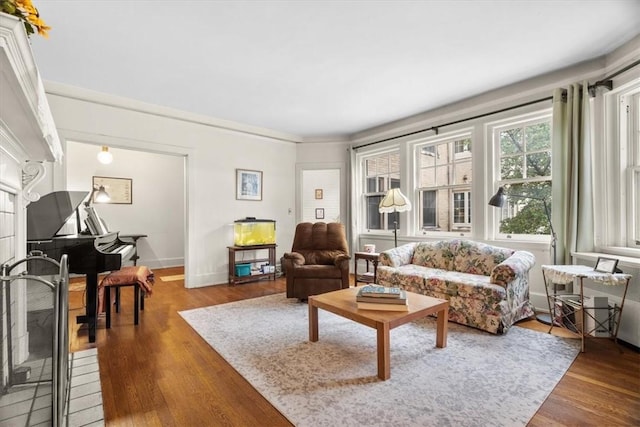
top-left (417, 134), bottom-right (472, 232)
top-left (619, 89), bottom-right (640, 249)
top-left (493, 114), bottom-right (552, 237)
top-left (631, 93), bottom-right (640, 247)
top-left (363, 151), bottom-right (400, 231)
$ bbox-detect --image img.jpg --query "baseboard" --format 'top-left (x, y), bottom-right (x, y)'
top-left (617, 338), bottom-right (640, 353)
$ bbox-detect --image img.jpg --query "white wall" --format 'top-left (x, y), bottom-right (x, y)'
top-left (44, 85), bottom-right (297, 288)
top-left (65, 142), bottom-right (185, 269)
top-left (301, 169), bottom-right (341, 223)
top-left (295, 141), bottom-right (351, 247)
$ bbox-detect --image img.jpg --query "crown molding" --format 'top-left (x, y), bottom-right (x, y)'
top-left (43, 80), bottom-right (306, 144)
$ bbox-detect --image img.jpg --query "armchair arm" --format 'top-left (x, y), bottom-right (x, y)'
top-left (379, 242), bottom-right (417, 267)
top-left (490, 250), bottom-right (536, 287)
top-left (334, 253), bottom-right (351, 270)
top-left (283, 252), bottom-right (306, 267)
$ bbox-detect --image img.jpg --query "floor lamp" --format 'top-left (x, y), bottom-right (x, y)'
top-left (488, 186), bottom-right (557, 325)
top-left (378, 188), bottom-right (412, 247)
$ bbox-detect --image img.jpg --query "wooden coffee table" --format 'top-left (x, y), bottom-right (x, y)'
top-left (308, 287), bottom-right (449, 380)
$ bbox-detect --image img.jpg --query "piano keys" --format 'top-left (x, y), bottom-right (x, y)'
top-left (26, 191), bottom-right (139, 343)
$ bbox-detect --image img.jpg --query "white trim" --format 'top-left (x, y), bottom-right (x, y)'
top-left (599, 77), bottom-right (640, 251)
top-left (53, 130), bottom-right (195, 288)
top-left (1, 15), bottom-right (62, 161)
top-left (44, 81), bottom-right (305, 144)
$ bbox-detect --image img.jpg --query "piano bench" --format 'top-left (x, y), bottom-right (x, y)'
top-left (100, 266), bottom-right (154, 328)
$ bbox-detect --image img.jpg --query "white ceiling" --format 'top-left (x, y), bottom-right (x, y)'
top-left (30, 0), bottom-right (640, 140)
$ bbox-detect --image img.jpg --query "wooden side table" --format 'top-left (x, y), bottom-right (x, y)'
top-left (228, 244), bottom-right (277, 285)
top-left (354, 251), bottom-right (379, 285)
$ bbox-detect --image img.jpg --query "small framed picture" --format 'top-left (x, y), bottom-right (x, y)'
top-left (236, 169), bottom-right (263, 201)
top-left (315, 208), bottom-right (325, 219)
top-left (594, 257), bottom-right (619, 274)
top-left (315, 189), bottom-right (323, 199)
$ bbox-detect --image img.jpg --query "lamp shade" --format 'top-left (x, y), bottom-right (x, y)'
top-left (95, 185), bottom-right (110, 203)
top-left (488, 186), bottom-right (506, 208)
top-left (97, 146), bottom-right (113, 164)
top-left (378, 188), bottom-right (412, 213)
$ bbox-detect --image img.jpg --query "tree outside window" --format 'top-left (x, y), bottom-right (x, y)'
top-left (495, 118), bottom-right (552, 235)
top-left (417, 136), bottom-right (472, 232)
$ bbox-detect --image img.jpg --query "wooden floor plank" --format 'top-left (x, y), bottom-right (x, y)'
top-left (69, 267), bottom-right (639, 426)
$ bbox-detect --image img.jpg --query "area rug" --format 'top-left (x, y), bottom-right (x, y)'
top-left (179, 294), bottom-right (580, 427)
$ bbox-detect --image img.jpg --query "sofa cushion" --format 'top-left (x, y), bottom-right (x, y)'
top-left (412, 241), bottom-right (456, 270)
top-left (452, 240), bottom-right (514, 276)
top-left (378, 264), bottom-right (506, 301)
top-left (377, 265), bottom-right (424, 290)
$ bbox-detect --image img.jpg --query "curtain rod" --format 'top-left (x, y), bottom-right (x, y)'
top-left (587, 58), bottom-right (640, 96)
top-left (354, 58), bottom-right (640, 151)
top-left (353, 96), bottom-right (552, 150)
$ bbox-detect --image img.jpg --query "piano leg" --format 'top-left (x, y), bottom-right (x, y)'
top-left (76, 273), bottom-right (98, 343)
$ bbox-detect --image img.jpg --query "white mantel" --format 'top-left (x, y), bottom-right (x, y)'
top-left (1, 12), bottom-right (62, 163)
top-left (1, 11), bottom-right (63, 395)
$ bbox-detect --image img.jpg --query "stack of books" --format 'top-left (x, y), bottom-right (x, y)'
top-left (356, 285), bottom-right (408, 311)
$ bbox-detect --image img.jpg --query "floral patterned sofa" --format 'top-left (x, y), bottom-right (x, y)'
top-left (377, 239), bottom-right (535, 334)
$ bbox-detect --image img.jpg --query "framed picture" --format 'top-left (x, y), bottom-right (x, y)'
top-left (315, 189), bottom-right (323, 199)
top-left (315, 208), bottom-right (324, 219)
top-left (594, 257), bottom-right (619, 274)
top-left (236, 169), bottom-right (263, 201)
top-left (92, 176), bottom-right (132, 204)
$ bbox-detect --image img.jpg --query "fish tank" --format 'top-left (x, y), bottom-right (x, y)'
top-left (234, 218), bottom-right (276, 246)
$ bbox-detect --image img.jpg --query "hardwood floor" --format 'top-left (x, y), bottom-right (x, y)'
top-left (69, 267), bottom-right (640, 426)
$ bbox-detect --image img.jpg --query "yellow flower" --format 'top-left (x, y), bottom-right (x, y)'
top-left (1, 0), bottom-right (50, 38)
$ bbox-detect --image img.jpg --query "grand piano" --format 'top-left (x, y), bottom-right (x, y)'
top-left (26, 191), bottom-right (137, 343)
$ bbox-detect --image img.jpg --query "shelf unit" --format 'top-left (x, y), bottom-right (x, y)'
top-left (541, 264), bottom-right (631, 352)
top-left (227, 244), bottom-right (276, 285)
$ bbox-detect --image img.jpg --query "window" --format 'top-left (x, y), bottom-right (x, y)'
top-left (626, 91), bottom-right (640, 248)
top-left (422, 190), bottom-right (436, 227)
top-left (493, 116), bottom-right (552, 237)
top-left (417, 135), bottom-right (472, 232)
top-left (363, 151), bottom-right (400, 230)
top-left (453, 191), bottom-right (471, 225)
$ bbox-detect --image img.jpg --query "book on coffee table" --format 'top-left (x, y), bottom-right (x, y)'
top-left (356, 300), bottom-right (409, 312)
top-left (358, 285), bottom-right (403, 298)
top-left (357, 290), bottom-right (407, 304)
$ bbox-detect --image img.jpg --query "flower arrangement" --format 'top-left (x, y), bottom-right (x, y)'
top-left (1, 0), bottom-right (50, 38)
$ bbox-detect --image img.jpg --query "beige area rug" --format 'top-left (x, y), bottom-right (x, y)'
top-left (159, 274), bottom-right (184, 282)
top-left (179, 294), bottom-right (580, 427)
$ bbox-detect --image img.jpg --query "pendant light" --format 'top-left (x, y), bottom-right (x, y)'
top-left (97, 146), bottom-right (113, 164)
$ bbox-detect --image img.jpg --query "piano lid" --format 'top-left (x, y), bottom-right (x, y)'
top-left (27, 190), bottom-right (89, 241)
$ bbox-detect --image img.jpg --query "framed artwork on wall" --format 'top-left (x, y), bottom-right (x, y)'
top-left (92, 176), bottom-right (132, 204)
top-left (236, 169), bottom-right (263, 201)
top-left (315, 208), bottom-right (324, 219)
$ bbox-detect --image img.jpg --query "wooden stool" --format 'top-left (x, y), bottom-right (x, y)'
top-left (104, 282), bottom-right (144, 328)
top-left (100, 266), bottom-right (154, 328)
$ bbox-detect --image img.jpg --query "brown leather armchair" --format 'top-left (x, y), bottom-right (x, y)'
top-left (282, 222), bottom-right (351, 300)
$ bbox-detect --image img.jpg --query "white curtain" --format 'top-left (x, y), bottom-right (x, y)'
top-left (551, 81), bottom-right (594, 265)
